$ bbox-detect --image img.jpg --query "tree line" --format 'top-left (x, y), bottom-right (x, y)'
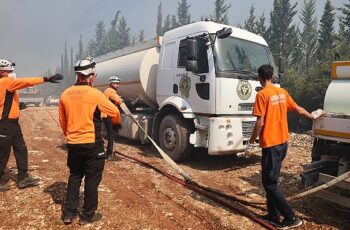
top-left (44, 0), bottom-right (350, 132)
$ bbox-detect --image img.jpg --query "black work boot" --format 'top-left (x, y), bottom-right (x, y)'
top-left (0, 183), bottom-right (9, 192)
top-left (0, 175), bottom-right (10, 192)
top-left (61, 213), bottom-right (78, 225)
top-left (107, 153), bottom-right (120, 161)
top-left (79, 213), bottom-right (102, 225)
top-left (17, 175), bottom-right (40, 189)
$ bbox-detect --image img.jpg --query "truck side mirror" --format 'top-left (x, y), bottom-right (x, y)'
top-left (186, 38), bottom-right (198, 74)
top-left (216, 27), bottom-right (232, 39)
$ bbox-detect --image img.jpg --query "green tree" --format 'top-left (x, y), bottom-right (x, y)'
top-left (156, 2), bottom-right (163, 36)
top-left (341, 0), bottom-right (350, 45)
top-left (138, 29), bottom-right (145, 42)
top-left (131, 36), bottom-right (136, 46)
top-left (317, 0), bottom-right (335, 61)
top-left (94, 21), bottom-right (106, 56)
top-left (75, 34), bottom-right (84, 61)
top-left (117, 16), bottom-right (130, 49)
top-left (268, 0), bottom-right (298, 68)
top-left (85, 39), bottom-right (96, 57)
top-left (300, 0), bottom-right (318, 70)
top-left (244, 5), bottom-right (257, 33)
top-left (177, 0), bottom-right (191, 26)
top-left (108, 11), bottom-right (121, 52)
top-left (212, 0), bottom-right (231, 24)
top-left (162, 14), bottom-right (171, 34)
top-left (171, 15), bottom-right (178, 29)
top-left (255, 13), bottom-right (269, 38)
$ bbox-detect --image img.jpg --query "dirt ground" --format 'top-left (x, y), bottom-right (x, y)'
top-left (0, 107), bottom-right (349, 230)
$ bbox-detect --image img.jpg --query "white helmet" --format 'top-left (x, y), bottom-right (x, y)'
top-left (108, 76), bottom-right (121, 84)
top-left (74, 57), bottom-right (96, 75)
top-left (0, 59), bottom-right (15, 72)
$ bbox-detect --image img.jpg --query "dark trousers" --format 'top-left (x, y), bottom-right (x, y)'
top-left (63, 142), bottom-right (106, 220)
top-left (261, 142), bottom-right (294, 219)
top-left (0, 121), bottom-right (29, 181)
top-left (102, 117), bottom-right (116, 156)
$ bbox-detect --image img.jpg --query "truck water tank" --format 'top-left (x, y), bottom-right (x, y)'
top-left (94, 41), bottom-right (160, 108)
top-left (324, 61), bottom-right (350, 114)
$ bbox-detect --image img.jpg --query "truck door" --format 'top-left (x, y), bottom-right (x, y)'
top-left (174, 37), bottom-right (215, 114)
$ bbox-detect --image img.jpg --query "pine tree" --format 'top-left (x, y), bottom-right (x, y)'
top-left (131, 36), bottom-right (136, 46)
top-left (212, 0), bottom-right (231, 24)
top-left (318, 0), bottom-right (335, 61)
top-left (255, 13), bottom-right (268, 38)
top-left (244, 5), bottom-right (257, 33)
top-left (163, 14), bottom-right (171, 34)
top-left (85, 39), bottom-right (96, 56)
top-left (95, 21), bottom-right (106, 45)
top-left (108, 11), bottom-right (121, 52)
top-left (171, 15), bottom-right (178, 29)
top-left (94, 21), bottom-right (106, 56)
top-left (268, 0), bottom-right (298, 68)
top-left (117, 16), bottom-right (130, 49)
top-left (341, 0), bottom-right (350, 45)
top-left (156, 2), bottom-right (163, 36)
top-left (76, 34), bottom-right (84, 61)
top-left (70, 46), bottom-right (74, 78)
top-left (138, 29), bottom-right (145, 42)
top-left (300, 0), bottom-right (318, 70)
top-left (177, 0), bottom-right (191, 26)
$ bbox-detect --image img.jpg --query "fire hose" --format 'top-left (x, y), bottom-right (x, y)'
top-left (120, 103), bottom-right (191, 181)
top-left (114, 150), bottom-right (277, 230)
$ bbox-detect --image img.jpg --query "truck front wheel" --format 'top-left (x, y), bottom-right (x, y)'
top-left (159, 114), bottom-right (192, 162)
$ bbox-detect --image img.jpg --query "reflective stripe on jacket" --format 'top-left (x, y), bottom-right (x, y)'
top-left (0, 75), bottom-right (44, 120)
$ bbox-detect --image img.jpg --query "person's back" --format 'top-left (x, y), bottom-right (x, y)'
top-left (254, 84), bottom-right (296, 148)
top-left (60, 84), bottom-right (116, 144)
top-left (59, 57), bottom-right (120, 225)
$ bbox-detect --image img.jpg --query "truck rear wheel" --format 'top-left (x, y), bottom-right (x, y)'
top-left (159, 114), bottom-right (192, 162)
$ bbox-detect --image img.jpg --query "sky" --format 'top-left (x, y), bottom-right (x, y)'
top-left (0, 0), bottom-right (348, 76)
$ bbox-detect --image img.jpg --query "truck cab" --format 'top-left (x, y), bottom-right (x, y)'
top-left (156, 21), bottom-right (278, 159)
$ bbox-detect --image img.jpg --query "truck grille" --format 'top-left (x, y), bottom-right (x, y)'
top-left (238, 103), bottom-right (254, 111)
top-left (242, 121), bottom-right (256, 138)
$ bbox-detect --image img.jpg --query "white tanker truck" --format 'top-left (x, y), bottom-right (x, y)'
top-left (94, 21), bottom-right (282, 161)
top-left (301, 61), bottom-right (350, 208)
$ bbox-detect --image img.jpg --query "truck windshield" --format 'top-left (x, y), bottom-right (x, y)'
top-left (215, 37), bottom-right (277, 78)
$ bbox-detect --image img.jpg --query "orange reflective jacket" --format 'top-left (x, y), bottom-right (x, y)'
top-left (59, 83), bottom-right (120, 144)
top-left (0, 75), bottom-right (44, 120)
top-left (104, 87), bottom-right (122, 105)
top-left (101, 87), bottom-right (122, 120)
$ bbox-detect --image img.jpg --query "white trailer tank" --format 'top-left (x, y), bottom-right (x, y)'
top-left (94, 37), bottom-right (162, 108)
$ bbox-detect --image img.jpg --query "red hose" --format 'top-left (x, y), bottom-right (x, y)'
top-left (115, 150), bottom-right (277, 230)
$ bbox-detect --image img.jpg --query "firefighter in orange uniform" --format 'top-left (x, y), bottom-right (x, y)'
top-left (59, 57), bottom-right (120, 225)
top-left (0, 59), bottom-right (63, 192)
top-left (102, 76), bottom-right (122, 160)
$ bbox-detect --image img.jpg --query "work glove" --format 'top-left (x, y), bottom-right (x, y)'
top-left (44, 73), bottom-right (64, 83)
top-left (311, 109), bottom-right (326, 119)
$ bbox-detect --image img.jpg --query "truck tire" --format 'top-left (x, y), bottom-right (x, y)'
top-left (159, 114), bottom-right (192, 162)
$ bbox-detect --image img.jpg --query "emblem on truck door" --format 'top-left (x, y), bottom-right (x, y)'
top-left (180, 75), bottom-right (191, 98)
top-left (236, 80), bottom-right (252, 100)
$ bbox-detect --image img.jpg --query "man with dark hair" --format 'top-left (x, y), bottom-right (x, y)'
top-left (59, 57), bottom-right (120, 225)
top-left (0, 59), bottom-right (63, 192)
top-left (248, 64), bottom-right (318, 229)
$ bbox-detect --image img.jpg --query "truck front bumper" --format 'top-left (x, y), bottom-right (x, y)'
top-left (190, 116), bottom-right (256, 155)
